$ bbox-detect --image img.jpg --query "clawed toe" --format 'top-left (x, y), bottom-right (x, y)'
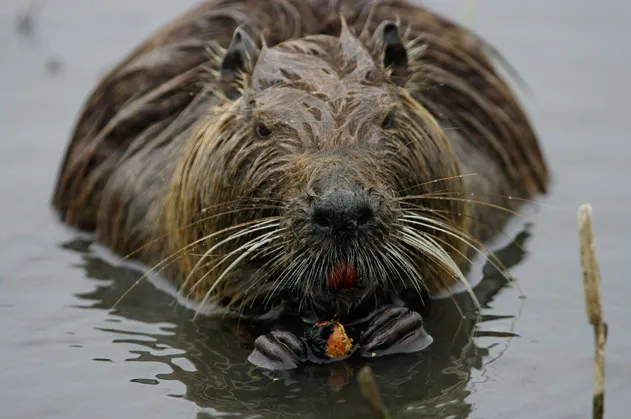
top-left (248, 330), bottom-right (307, 370)
top-left (359, 307), bottom-right (433, 357)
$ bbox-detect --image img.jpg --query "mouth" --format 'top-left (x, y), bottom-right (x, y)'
top-left (327, 262), bottom-right (359, 291)
top-left (295, 260), bottom-right (381, 319)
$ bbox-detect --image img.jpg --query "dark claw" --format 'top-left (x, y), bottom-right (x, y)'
top-left (359, 307), bottom-right (433, 357)
top-left (247, 330), bottom-right (307, 370)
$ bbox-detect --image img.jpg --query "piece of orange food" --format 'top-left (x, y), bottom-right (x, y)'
top-left (315, 320), bottom-right (353, 358)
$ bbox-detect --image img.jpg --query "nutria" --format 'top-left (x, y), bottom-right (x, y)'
top-left (52, 0), bottom-right (548, 368)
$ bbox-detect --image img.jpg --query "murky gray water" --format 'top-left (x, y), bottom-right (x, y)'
top-left (1, 1), bottom-right (630, 418)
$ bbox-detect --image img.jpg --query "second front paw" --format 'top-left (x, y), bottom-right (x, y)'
top-left (359, 307), bottom-right (433, 357)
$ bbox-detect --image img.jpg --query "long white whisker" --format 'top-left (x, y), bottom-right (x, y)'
top-left (180, 220), bottom-right (281, 294)
top-left (194, 231), bottom-right (281, 318)
top-left (112, 217), bottom-right (282, 308)
top-left (399, 226), bottom-right (480, 310)
top-left (384, 242), bottom-right (424, 297)
top-left (383, 243), bottom-right (419, 291)
top-left (365, 243), bottom-right (393, 293)
top-left (399, 212), bottom-right (511, 282)
top-left (187, 228), bottom-right (286, 297)
top-left (233, 248), bottom-right (286, 313)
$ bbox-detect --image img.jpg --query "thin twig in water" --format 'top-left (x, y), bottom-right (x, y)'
top-left (358, 366), bottom-right (391, 419)
top-left (577, 204), bottom-right (607, 419)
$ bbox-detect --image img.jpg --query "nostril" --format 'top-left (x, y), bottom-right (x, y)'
top-left (356, 205), bottom-right (374, 226)
top-left (312, 209), bottom-right (332, 229)
top-left (309, 191), bottom-right (377, 233)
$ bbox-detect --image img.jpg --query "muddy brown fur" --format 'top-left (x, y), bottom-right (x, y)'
top-left (53, 0), bottom-right (548, 319)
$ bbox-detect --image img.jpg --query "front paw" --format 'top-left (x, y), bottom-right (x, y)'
top-left (359, 307), bottom-right (433, 357)
top-left (248, 330), bottom-right (307, 370)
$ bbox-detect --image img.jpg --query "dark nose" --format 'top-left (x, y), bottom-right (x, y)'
top-left (311, 189), bottom-right (375, 234)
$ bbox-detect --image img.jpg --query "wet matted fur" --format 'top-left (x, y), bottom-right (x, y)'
top-left (53, 0), bottom-right (548, 318)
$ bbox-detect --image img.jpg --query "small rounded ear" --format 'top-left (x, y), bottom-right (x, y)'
top-left (220, 26), bottom-right (260, 99)
top-left (373, 20), bottom-right (409, 86)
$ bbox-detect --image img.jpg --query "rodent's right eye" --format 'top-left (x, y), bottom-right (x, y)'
top-left (254, 121), bottom-right (272, 138)
top-left (381, 111), bottom-right (396, 130)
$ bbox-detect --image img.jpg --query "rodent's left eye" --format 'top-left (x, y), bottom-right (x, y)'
top-left (254, 121), bottom-right (272, 138)
top-left (381, 111), bottom-right (396, 129)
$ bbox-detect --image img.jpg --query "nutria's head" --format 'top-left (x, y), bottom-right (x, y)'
top-left (165, 21), bottom-right (469, 318)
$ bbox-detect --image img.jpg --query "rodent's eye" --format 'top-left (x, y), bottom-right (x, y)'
top-left (254, 121), bottom-right (272, 138)
top-left (381, 111), bottom-right (396, 129)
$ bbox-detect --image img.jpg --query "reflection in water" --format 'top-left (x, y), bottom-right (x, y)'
top-left (61, 225), bottom-right (532, 418)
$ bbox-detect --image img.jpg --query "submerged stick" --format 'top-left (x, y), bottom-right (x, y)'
top-left (577, 204), bottom-right (607, 419)
top-left (358, 366), bottom-right (391, 419)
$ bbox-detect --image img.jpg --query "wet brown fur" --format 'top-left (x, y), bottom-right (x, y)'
top-left (53, 0), bottom-right (548, 314)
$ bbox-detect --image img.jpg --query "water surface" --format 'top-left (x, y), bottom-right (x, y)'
top-left (1, 1), bottom-right (630, 418)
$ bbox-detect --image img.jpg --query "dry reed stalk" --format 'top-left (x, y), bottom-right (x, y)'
top-left (577, 204), bottom-right (607, 419)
